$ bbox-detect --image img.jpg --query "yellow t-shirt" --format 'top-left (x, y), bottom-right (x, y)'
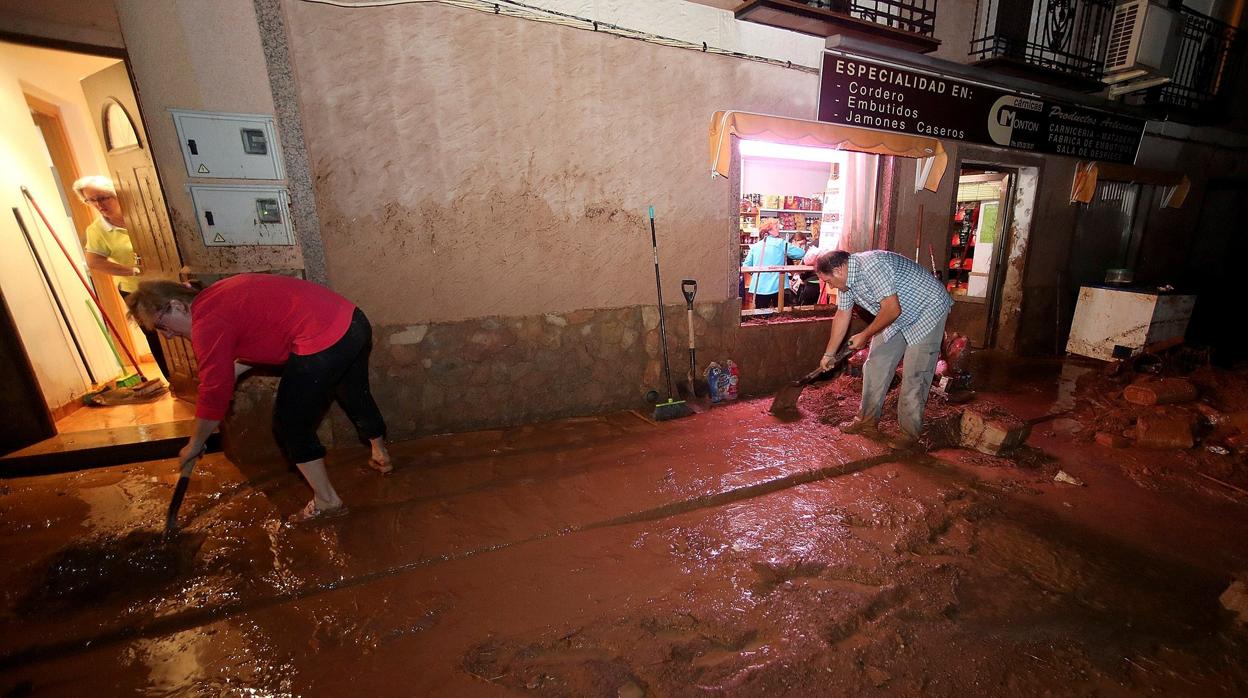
top-left (84, 218), bottom-right (138, 293)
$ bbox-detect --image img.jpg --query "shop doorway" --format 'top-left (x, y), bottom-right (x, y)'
top-left (945, 165), bottom-right (1016, 348)
top-left (0, 40), bottom-right (193, 457)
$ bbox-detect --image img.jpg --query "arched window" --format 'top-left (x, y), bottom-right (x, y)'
top-left (103, 99), bottom-right (141, 151)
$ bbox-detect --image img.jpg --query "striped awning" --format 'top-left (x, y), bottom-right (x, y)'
top-left (710, 110), bottom-right (948, 192)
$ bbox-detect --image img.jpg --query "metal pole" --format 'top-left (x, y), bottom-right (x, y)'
top-left (12, 207), bottom-right (97, 384)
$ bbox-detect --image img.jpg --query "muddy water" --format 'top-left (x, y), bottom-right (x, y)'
top-left (2, 361), bottom-right (1248, 696)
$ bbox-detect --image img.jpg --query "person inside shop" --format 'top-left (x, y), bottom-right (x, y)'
top-left (743, 218), bottom-right (805, 309)
top-left (125, 273), bottom-right (395, 523)
top-left (814, 249), bottom-right (953, 450)
top-left (794, 221), bottom-right (824, 306)
top-left (74, 175), bottom-right (168, 381)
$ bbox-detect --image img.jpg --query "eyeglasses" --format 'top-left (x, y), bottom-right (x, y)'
top-left (83, 194), bottom-right (115, 205)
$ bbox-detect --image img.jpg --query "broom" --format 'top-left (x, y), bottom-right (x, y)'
top-left (647, 207), bottom-right (692, 421)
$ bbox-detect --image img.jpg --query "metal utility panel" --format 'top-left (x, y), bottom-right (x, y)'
top-left (171, 109), bottom-right (283, 180)
top-left (190, 185), bottom-right (293, 246)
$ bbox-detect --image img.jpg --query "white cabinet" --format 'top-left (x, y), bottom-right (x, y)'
top-left (1066, 286), bottom-right (1196, 361)
top-left (189, 185), bottom-right (293, 246)
top-left (171, 109), bottom-right (283, 180)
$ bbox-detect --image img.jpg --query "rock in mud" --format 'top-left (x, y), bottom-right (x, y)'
top-left (1222, 576), bottom-right (1248, 625)
top-left (1095, 431), bottom-right (1131, 448)
top-left (1134, 415), bottom-right (1194, 450)
top-left (1054, 470), bottom-right (1085, 487)
top-left (960, 407), bottom-right (1030, 456)
top-left (1123, 378), bottom-right (1198, 406)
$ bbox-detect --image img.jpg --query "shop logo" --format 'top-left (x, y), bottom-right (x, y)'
top-left (987, 96), bottom-right (1017, 147)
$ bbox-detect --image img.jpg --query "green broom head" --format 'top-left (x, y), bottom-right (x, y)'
top-left (653, 397), bottom-right (692, 421)
top-left (116, 373), bottom-right (143, 388)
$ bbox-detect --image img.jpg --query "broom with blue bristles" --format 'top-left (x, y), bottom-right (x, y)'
top-left (647, 206), bottom-right (693, 422)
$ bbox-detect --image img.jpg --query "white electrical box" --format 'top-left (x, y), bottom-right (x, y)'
top-left (171, 109), bottom-right (283, 180)
top-left (189, 185), bottom-right (293, 246)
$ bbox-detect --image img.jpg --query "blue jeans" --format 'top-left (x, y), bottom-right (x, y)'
top-left (859, 313), bottom-right (948, 439)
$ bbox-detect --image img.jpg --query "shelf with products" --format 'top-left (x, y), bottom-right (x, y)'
top-left (946, 202), bottom-right (980, 296)
top-left (758, 208), bottom-right (823, 214)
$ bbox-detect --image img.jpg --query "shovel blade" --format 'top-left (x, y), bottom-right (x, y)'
top-left (769, 383), bottom-right (806, 415)
top-left (164, 475), bottom-right (191, 534)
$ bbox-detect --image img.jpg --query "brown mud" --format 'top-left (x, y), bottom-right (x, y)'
top-left (2, 355), bottom-right (1248, 696)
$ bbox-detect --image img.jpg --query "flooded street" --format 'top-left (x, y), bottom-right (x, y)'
top-left (2, 359), bottom-right (1248, 696)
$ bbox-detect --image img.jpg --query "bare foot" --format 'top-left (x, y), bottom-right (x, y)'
top-left (368, 457), bottom-right (394, 475)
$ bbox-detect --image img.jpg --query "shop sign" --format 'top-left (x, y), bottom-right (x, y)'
top-left (818, 53), bottom-right (1145, 164)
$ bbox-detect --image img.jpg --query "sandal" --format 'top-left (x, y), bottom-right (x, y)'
top-left (368, 457), bottom-right (394, 475)
top-left (287, 499), bottom-right (349, 524)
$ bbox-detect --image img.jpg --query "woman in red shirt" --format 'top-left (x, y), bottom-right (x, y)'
top-left (126, 274), bottom-right (392, 522)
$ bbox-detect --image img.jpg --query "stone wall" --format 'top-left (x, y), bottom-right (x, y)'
top-left (348, 301), bottom-right (833, 440)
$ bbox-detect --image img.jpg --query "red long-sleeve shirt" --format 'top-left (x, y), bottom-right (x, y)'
top-left (191, 274), bottom-right (356, 420)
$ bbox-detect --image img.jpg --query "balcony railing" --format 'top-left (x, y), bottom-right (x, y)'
top-left (1141, 6), bottom-right (1242, 115)
top-left (805, 0), bottom-right (937, 37)
top-left (969, 0), bottom-right (1114, 86)
top-left (735, 0), bottom-right (940, 52)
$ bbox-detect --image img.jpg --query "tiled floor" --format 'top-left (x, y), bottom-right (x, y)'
top-left (55, 361), bottom-right (195, 434)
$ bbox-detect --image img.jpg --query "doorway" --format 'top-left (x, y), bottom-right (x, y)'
top-left (0, 39), bottom-right (192, 456)
top-left (945, 165), bottom-right (1016, 348)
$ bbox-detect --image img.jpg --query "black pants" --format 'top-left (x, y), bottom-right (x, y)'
top-left (795, 277), bottom-right (821, 306)
top-left (753, 291), bottom-right (797, 309)
top-left (273, 308), bottom-right (387, 463)
top-left (119, 290), bottom-right (169, 379)
top-left (754, 292), bottom-right (778, 309)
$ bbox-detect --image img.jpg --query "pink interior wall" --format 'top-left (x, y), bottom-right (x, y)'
top-left (282, 0), bottom-right (817, 325)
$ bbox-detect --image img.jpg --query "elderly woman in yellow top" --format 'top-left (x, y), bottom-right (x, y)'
top-left (74, 175), bottom-right (168, 379)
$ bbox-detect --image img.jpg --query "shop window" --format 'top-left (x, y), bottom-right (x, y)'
top-left (738, 140), bottom-right (878, 322)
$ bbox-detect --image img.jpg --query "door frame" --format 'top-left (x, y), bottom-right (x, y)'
top-left (2, 32), bottom-right (192, 413)
top-left (948, 162), bottom-right (1019, 349)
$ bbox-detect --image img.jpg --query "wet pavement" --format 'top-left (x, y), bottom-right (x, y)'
top-left (2, 357), bottom-right (1248, 696)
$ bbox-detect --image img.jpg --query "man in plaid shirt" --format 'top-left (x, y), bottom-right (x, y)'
top-left (814, 249), bottom-right (953, 449)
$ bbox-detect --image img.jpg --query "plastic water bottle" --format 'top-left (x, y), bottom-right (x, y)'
top-left (705, 362), bottom-right (723, 403)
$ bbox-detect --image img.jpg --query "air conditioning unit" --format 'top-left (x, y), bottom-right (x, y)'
top-left (1102, 0), bottom-right (1184, 86)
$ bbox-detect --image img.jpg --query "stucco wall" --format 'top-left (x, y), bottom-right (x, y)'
top-left (114, 0), bottom-right (304, 275)
top-left (0, 44), bottom-right (113, 179)
top-left (284, 0), bottom-right (817, 325)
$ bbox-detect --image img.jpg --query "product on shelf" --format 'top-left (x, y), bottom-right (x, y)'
top-left (742, 193), bottom-right (825, 212)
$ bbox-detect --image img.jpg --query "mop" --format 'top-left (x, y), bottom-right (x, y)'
top-left (80, 301), bottom-right (167, 405)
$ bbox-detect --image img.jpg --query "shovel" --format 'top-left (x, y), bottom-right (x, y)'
top-left (769, 346), bottom-right (855, 415)
top-left (164, 449), bottom-right (204, 535)
top-left (681, 279), bottom-right (700, 397)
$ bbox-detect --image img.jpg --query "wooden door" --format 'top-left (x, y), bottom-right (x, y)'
top-left (81, 62), bottom-right (197, 399)
top-left (0, 289), bottom-right (55, 453)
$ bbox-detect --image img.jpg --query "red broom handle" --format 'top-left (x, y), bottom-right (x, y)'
top-left (20, 186), bottom-right (146, 381)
